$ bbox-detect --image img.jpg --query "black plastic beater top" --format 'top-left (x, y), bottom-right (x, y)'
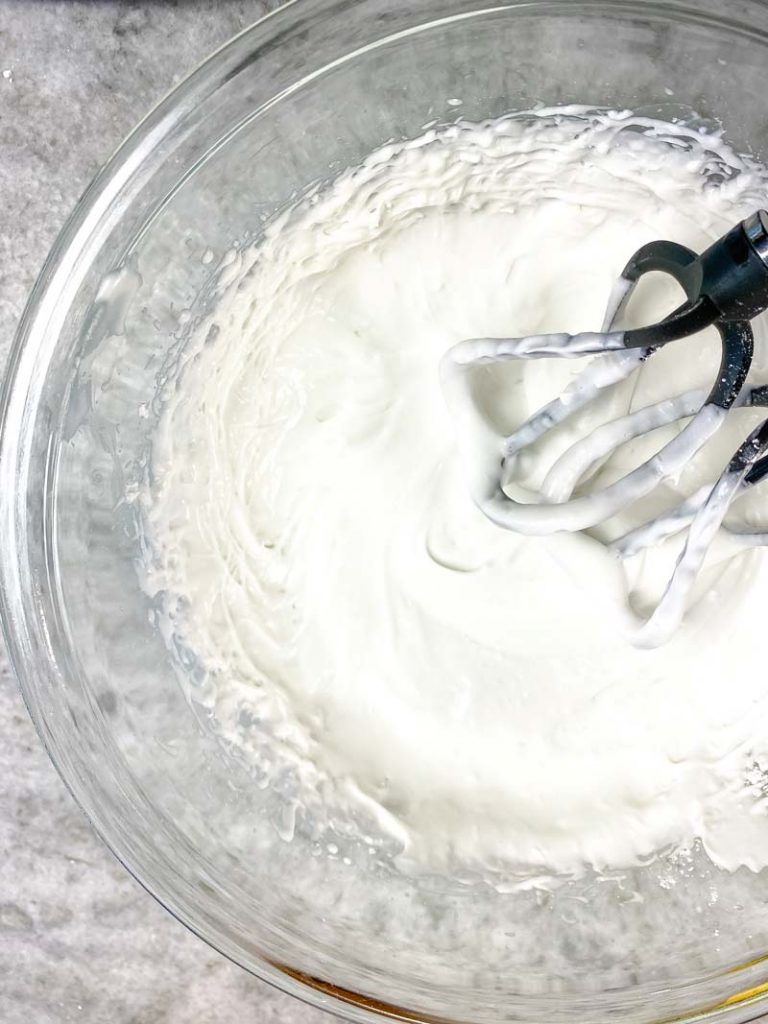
top-left (620, 210), bottom-right (768, 409)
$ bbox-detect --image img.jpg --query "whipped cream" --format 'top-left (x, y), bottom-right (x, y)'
top-left (142, 108), bottom-right (768, 882)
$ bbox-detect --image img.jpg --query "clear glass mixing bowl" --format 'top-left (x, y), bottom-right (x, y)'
top-left (4, 1), bottom-right (768, 1021)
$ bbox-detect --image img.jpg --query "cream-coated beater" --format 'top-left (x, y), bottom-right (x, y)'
top-left (444, 211), bottom-right (768, 646)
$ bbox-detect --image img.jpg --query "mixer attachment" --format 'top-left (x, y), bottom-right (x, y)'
top-left (443, 211), bottom-right (768, 647)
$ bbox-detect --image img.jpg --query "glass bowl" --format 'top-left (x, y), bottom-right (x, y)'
top-left (4, 1), bottom-right (768, 1021)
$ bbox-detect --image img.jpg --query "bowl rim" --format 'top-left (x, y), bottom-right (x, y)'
top-left (5, 1), bottom-right (768, 1021)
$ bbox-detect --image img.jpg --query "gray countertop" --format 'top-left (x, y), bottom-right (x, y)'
top-left (0, 4), bottom-right (334, 1022)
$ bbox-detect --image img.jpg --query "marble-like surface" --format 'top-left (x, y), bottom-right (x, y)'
top-left (0, 4), bottom-right (334, 1022)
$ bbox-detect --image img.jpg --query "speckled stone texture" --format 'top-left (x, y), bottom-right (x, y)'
top-left (0, 4), bottom-right (334, 1022)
